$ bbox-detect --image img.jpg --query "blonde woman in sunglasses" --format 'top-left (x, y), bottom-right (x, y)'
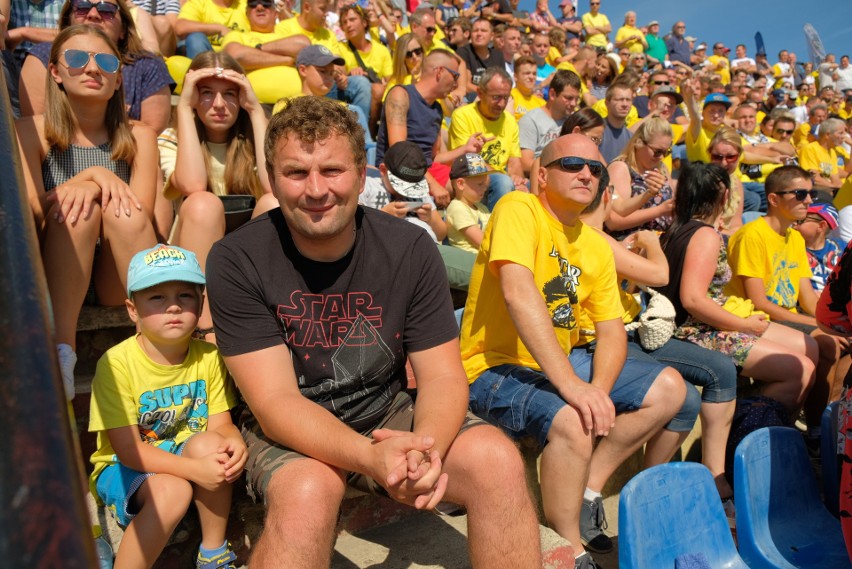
top-left (15, 24), bottom-right (159, 403)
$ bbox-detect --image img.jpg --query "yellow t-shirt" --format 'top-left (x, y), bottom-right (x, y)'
top-left (707, 55), bottom-right (731, 85)
top-left (446, 199), bottom-right (491, 253)
top-left (590, 98), bottom-right (639, 128)
top-left (177, 0), bottom-right (249, 48)
top-left (792, 122), bottom-right (813, 149)
top-left (397, 24), bottom-right (446, 52)
top-left (460, 192), bottom-right (621, 381)
top-left (338, 37), bottom-right (393, 79)
top-left (510, 87), bottom-right (546, 121)
top-left (546, 46), bottom-right (562, 67)
top-left (686, 125), bottom-right (715, 163)
top-left (799, 140), bottom-right (839, 182)
top-left (581, 12), bottom-right (610, 48)
top-left (275, 17), bottom-right (340, 53)
top-left (220, 29), bottom-right (303, 103)
top-left (725, 216), bottom-right (812, 311)
top-left (88, 336), bottom-right (236, 495)
top-left (615, 25), bottom-right (644, 53)
top-left (838, 106), bottom-right (852, 121)
top-left (448, 103), bottom-right (521, 173)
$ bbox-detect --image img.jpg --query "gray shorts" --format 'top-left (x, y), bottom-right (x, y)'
top-left (241, 391), bottom-right (484, 504)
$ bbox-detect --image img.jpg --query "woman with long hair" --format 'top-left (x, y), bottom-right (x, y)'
top-left (159, 51), bottom-right (275, 342)
top-left (606, 117), bottom-right (675, 240)
top-left (659, 162), bottom-right (816, 418)
top-left (19, 0), bottom-right (173, 134)
top-left (16, 25), bottom-right (159, 397)
top-left (384, 32), bottom-right (423, 100)
top-left (587, 53), bottom-right (618, 102)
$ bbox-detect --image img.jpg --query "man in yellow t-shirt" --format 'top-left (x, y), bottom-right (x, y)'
top-left (581, 0), bottom-right (610, 50)
top-left (176, 0), bottom-right (250, 58)
top-left (799, 118), bottom-right (848, 194)
top-left (449, 67), bottom-right (524, 210)
top-left (460, 133), bottom-right (683, 567)
top-left (221, 0), bottom-right (308, 103)
top-left (706, 43), bottom-right (731, 85)
top-left (683, 83), bottom-right (730, 163)
top-left (613, 11), bottom-right (646, 54)
top-left (509, 55), bottom-right (545, 121)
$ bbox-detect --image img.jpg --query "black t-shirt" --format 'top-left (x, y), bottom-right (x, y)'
top-left (457, 45), bottom-right (505, 88)
top-left (206, 206), bottom-right (459, 432)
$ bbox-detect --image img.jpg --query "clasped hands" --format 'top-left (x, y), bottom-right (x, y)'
top-left (369, 428), bottom-right (449, 511)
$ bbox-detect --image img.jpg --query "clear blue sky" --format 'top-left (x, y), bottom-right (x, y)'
top-left (517, 0), bottom-right (852, 64)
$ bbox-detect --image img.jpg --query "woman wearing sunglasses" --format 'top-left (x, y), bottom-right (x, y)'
top-left (384, 33), bottom-right (423, 101)
top-left (606, 118), bottom-right (675, 241)
top-left (659, 162), bottom-right (815, 424)
top-left (19, 0), bottom-right (173, 136)
top-left (707, 126), bottom-right (748, 235)
top-left (16, 25), bottom-right (159, 400)
top-left (159, 51), bottom-right (274, 343)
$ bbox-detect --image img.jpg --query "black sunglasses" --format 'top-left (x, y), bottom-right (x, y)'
top-left (248, 0), bottom-right (275, 7)
top-left (773, 189), bottom-right (818, 201)
top-left (405, 47), bottom-right (423, 58)
top-left (651, 80), bottom-right (670, 85)
top-left (544, 156), bottom-right (604, 177)
top-left (646, 145), bottom-right (671, 158)
top-left (72, 0), bottom-right (118, 20)
top-left (774, 128), bottom-right (795, 135)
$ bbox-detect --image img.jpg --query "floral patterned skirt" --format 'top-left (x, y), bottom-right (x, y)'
top-left (673, 317), bottom-right (759, 368)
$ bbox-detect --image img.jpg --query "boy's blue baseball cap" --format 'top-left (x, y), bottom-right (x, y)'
top-left (127, 245), bottom-right (205, 297)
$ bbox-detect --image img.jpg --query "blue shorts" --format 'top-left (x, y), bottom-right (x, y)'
top-left (95, 438), bottom-right (189, 527)
top-left (469, 346), bottom-right (664, 448)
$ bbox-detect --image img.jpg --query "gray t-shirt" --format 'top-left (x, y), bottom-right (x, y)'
top-left (519, 107), bottom-right (564, 158)
top-left (600, 120), bottom-right (631, 164)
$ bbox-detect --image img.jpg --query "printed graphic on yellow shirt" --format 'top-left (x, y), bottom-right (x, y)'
top-left (481, 140), bottom-right (507, 170)
top-left (543, 245), bottom-right (582, 330)
top-left (138, 380), bottom-right (209, 442)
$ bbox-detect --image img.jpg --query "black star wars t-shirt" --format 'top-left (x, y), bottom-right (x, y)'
top-left (207, 207), bottom-right (458, 432)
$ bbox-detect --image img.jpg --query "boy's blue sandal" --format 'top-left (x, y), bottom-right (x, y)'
top-left (196, 545), bottom-right (237, 569)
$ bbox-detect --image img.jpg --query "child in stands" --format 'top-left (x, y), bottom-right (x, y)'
top-left (88, 245), bottom-right (245, 569)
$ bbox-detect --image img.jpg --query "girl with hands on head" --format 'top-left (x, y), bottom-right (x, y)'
top-left (160, 51), bottom-right (277, 344)
top-left (15, 25), bottom-right (159, 402)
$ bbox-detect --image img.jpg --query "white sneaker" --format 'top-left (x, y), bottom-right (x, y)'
top-left (57, 344), bottom-right (77, 401)
top-left (722, 497), bottom-right (736, 529)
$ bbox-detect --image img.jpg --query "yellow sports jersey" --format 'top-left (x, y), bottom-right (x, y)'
top-left (338, 37), bottom-right (393, 79)
top-left (448, 103), bottom-right (521, 173)
top-left (460, 192), bottom-right (622, 381)
top-left (615, 25), bottom-right (644, 53)
top-left (706, 55), bottom-right (730, 85)
top-left (177, 0), bottom-right (249, 48)
top-left (581, 12), bottom-right (610, 48)
top-left (591, 98), bottom-right (639, 128)
top-left (725, 216), bottom-right (812, 311)
top-left (686, 125), bottom-right (715, 163)
top-left (510, 87), bottom-right (546, 121)
top-left (275, 17), bottom-right (340, 53)
top-left (88, 336), bottom-right (236, 495)
top-left (799, 140), bottom-right (839, 182)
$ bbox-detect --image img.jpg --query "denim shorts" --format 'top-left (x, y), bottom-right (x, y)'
top-left (95, 438), bottom-right (189, 527)
top-left (469, 346), bottom-right (663, 448)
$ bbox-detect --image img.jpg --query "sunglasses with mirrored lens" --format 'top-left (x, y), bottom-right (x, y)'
top-left (405, 47), bottom-right (423, 58)
top-left (72, 0), bottom-right (118, 20)
top-left (647, 145), bottom-right (671, 158)
top-left (62, 49), bottom-right (120, 73)
top-left (774, 189), bottom-right (818, 201)
top-left (544, 156), bottom-right (604, 177)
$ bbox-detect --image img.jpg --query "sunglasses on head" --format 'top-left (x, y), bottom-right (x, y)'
top-left (72, 0), bottom-right (118, 20)
top-left (774, 188), bottom-right (818, 201)
top-left (405, 47), bottom-right (423, 58)
top-left (62, 48), bottom-right (120, 73)
top-left (544, 156), bottom-right (604, 177)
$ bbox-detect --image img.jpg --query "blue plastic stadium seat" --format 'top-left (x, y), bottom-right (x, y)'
top-left (734, 426), bottom-right (851, 569)
top-left (618, 462), bottom-right (748, 569)
top-left (822, 401), bottom-right (841, 517)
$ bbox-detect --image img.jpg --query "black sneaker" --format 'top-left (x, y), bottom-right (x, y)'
top-left (574, 551), bottom-right (602, 569)
top-left (579, 496), bottom-right (612, 553)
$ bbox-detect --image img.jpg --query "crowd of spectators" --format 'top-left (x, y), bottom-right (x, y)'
top-left (3, 0), bottom-right (852, 567)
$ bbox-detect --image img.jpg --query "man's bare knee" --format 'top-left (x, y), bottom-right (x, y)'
top-left (644, 367), bottom-right (687, 412)
top-left (265, 459), bottom-right (347, 525)
top-left (546, 406), bottom-right (594, 456)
